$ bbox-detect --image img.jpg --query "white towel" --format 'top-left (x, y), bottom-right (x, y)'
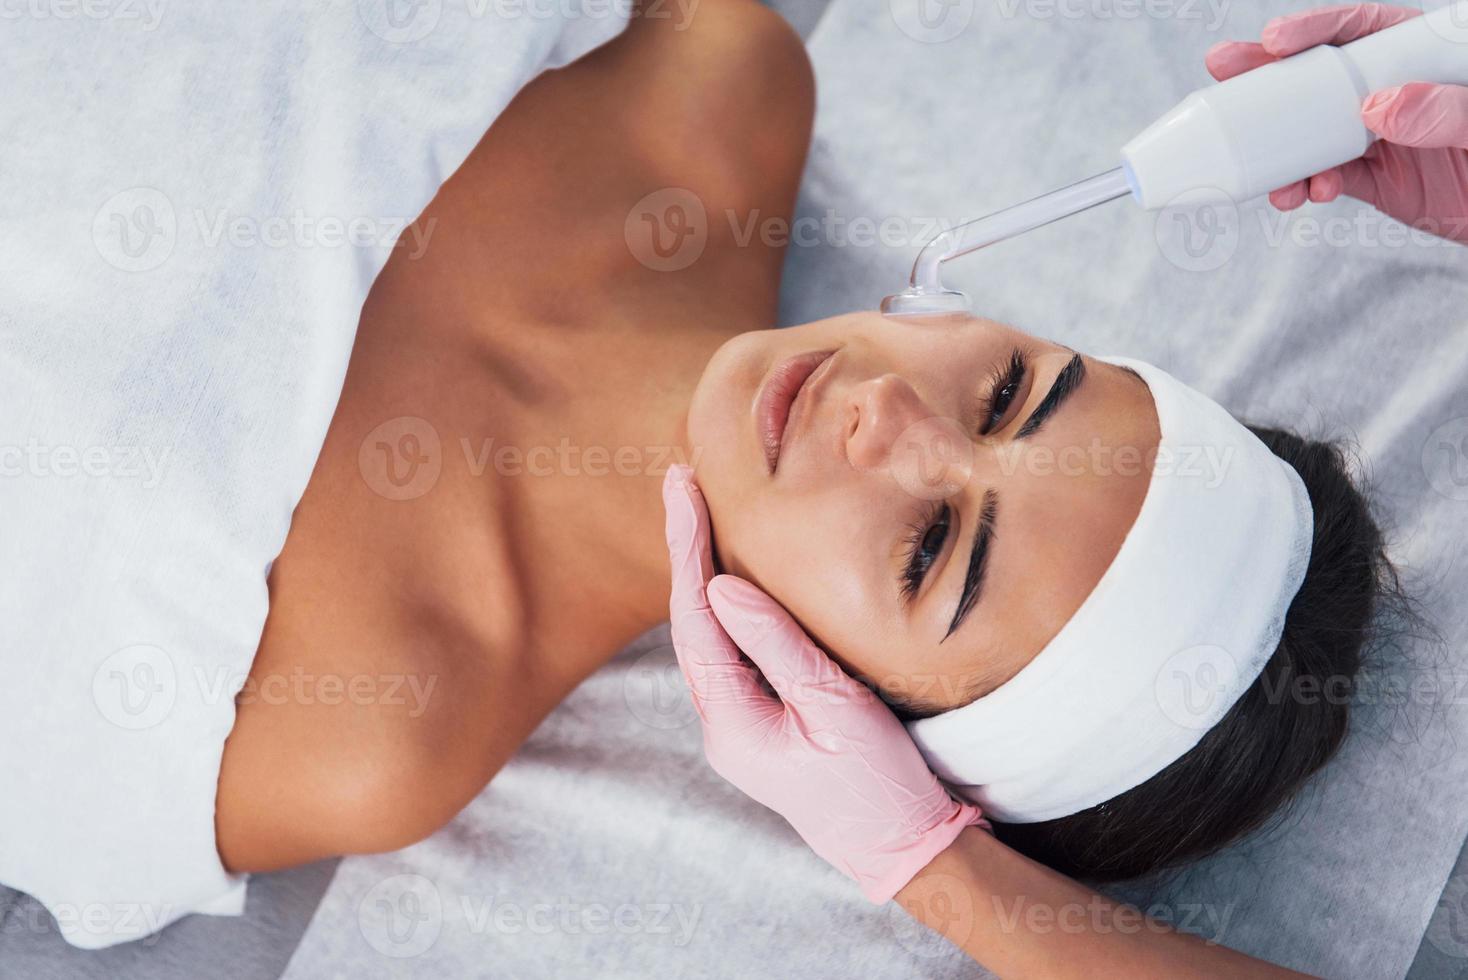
top-left (0, 0), bottom-right (628, 949)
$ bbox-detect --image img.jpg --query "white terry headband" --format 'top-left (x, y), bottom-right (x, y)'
top-left (906, 357), bottom-right (1314, 824)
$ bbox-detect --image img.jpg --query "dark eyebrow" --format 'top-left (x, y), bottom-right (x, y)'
top-left (943, 488), bottom-right (998, 641)
top-left (1016, 354), bottom-right (1086, 439)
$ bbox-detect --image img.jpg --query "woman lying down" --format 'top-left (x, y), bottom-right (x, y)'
top-left (210, 1), bottom-right (1456, 975)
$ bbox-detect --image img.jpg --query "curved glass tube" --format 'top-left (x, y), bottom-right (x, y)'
top-left (882, 168), bottom-right (1132, 316)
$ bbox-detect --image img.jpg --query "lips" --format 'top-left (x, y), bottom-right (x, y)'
top-left (754, 349), bottom-right (837, 474)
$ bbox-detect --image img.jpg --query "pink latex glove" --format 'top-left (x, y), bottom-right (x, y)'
top-left (661, 464), bottom-right (986, 904)
top-left (1207, 3), bottom-right (1468, 243)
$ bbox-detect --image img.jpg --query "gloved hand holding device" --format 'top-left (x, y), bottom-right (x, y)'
top-left (1207, 3), bottom-right (1468, 241)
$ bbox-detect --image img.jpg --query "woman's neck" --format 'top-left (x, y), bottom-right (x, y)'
top-left (492, 308), bottom-right (741, 658)
top-left (371, 268), bottom-right (759, 687)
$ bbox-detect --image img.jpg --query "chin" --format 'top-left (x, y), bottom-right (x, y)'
top-left (686, 330), bottom-right (766, 470)
top-left (685, 331), bottom-right (779, 562)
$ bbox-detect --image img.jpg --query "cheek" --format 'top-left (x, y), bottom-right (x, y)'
top-left (685, 383), bottom-right (740, 480)
top-left (706, 492), bottom-right (805, 595)
top-left (716, 501), bottom-right (894, 676)
top-left (687, 357), bottom-right (757, 536)
top-left (686, 330), bottom-right (772, 457)
top-left (760, 560), bottom-right (881, 678)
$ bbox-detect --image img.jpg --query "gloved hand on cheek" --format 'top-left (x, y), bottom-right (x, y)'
top-left (661, 464), bottom-right (988, 904)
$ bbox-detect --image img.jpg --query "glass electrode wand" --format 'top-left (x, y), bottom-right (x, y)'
top-left (880, 169), bottom-right (1133, 316)
top-left (882, 0), bottom-right (1468, 317)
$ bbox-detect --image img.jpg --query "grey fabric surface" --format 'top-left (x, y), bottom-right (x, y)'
top-left (765, 0), bottom-right (834, 37)
top-left (0, 862), bottom-right (337, 980)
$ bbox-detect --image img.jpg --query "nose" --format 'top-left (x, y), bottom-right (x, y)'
top-left (843, 374), bottom-right (937, 472)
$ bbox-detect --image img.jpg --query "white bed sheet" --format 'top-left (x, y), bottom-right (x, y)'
top-left (283, 2), bottom-right (1468, 977)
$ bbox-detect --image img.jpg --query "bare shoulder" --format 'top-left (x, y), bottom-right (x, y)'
top-left (214, 497), bottom-right (537, 873)
top-left (545, 0), bottom-right (815, 177)
top-left (215, 627), bottom-right (462, 872)
top-left (420, 0), bottom-right (816, 322)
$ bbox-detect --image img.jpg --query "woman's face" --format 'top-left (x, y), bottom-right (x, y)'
top-left (685, 312), bottom-right (1160, 714)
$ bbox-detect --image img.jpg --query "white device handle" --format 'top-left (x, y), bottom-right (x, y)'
top-left (1122, 1), bottom-right (1468, 208)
